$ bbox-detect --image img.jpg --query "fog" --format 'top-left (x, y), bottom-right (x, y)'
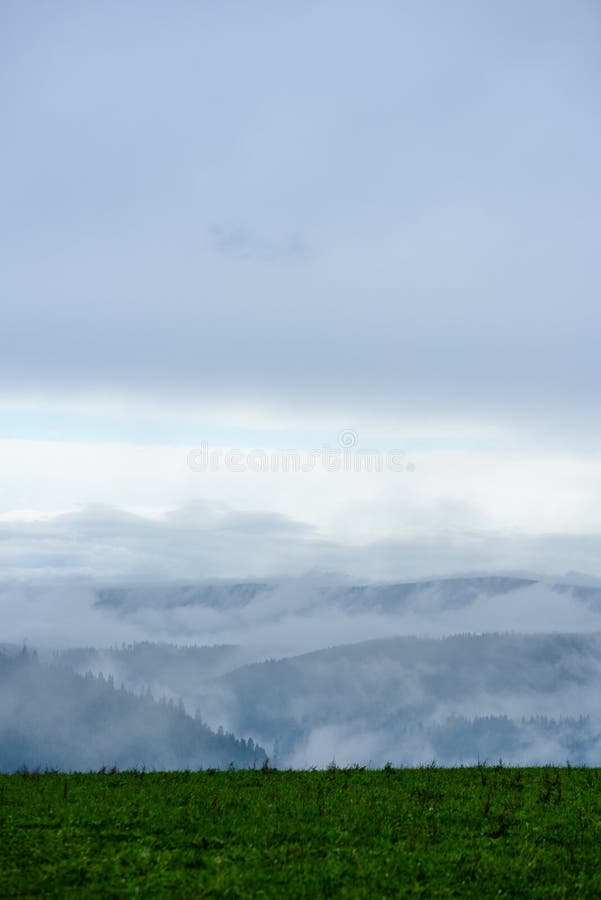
top-left (5, 506), bottom-right (601, 768)
top-left (5, 572), bottom-right (601, 768)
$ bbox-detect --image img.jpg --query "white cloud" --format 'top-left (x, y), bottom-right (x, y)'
top-left (3, 439), bottom-right (601, 542)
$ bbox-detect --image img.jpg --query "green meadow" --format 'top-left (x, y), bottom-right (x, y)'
top-left (1, 766), bottom-right (600, 897)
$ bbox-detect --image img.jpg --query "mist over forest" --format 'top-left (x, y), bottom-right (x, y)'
top-left (4, 574), bottom-right (601, 770)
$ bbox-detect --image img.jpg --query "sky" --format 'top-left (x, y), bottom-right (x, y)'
top-left (1, 1), bottom-right (601, 581)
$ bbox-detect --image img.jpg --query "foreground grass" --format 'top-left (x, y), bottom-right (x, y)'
top-left (1, 766), bottom-right (600, 897)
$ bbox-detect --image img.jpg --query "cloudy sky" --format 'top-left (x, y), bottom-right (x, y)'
top-left (1, 1), bottom-right (601, 580)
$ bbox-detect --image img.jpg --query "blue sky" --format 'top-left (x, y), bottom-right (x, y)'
top-left (1, 2), bottom-right (601, 577)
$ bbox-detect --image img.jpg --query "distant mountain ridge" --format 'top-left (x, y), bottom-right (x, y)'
top-left (91, 574), bottom-right (601, 616)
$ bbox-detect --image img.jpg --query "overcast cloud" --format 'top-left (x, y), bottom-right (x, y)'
top-left (1, 0), bottom-right (600, 435)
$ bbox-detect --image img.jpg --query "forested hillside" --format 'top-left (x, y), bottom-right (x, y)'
top-left (0, 650), bottom-right (265, 772)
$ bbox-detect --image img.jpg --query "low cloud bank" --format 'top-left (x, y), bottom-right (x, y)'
top-left (5, 504), bottom-right (601, 588)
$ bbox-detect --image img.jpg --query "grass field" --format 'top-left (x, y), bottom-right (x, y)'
top-left (1, 765), bottom-right (600, 897)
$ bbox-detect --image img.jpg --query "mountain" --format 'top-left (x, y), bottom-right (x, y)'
top-left (202, 632), bottom-right (601, 766)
